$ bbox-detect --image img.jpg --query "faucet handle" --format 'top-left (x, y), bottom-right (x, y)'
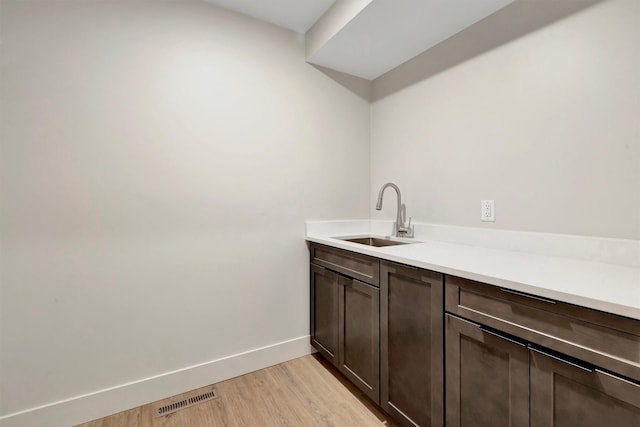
top-left (396, 217), bottom-right (414, 238)
top-left (402, 217), bottom-right (414, 238)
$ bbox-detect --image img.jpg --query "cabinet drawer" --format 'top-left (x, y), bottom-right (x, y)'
top-left (310, 243), bottom-right (380, 286)
top-left (445, 275), bottom-right (640, 381)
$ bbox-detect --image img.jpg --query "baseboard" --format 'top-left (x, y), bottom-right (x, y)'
top-left (0, 335), bottom-right (312, 427)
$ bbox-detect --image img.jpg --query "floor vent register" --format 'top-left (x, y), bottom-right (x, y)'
top-left (153, 386), bottom-right (218, 417)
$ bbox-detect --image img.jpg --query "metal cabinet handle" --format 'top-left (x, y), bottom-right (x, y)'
top-left (479, 326), bottom-right (526, 347)
top-left (447, 314), bottom-right (526, 347)
top-left (529, 346), bottom-right (594, 372)
top-left (595, 369), bottom-right (640, 386)
top-left (499, 288), bottom-right (557, 304)
top-left (447, 313), bottom-right (480, 327)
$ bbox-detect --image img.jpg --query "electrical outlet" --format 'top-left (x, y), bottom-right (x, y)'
top-left (481, 200), bottom-right (495, 222)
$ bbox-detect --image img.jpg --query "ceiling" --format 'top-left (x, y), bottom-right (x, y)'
top-left (307, 0), bottom-right (514, 80)
top-left (201, 0), bottom-right (526, 80)
top-left (202, 0), bottom-right (336, 34)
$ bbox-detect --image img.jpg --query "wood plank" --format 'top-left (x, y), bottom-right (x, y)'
top-left (77, 355), bottom-right (399, 427)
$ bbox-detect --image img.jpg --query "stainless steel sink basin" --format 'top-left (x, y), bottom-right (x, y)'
top-left (338, 236), bottom-right (412, 247)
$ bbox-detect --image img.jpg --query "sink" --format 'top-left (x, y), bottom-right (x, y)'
top-left (338, 236), bottom-right (413, 247)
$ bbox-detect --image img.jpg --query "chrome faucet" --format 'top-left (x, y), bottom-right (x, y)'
top-left (375, 182), bottom-right (414, 238)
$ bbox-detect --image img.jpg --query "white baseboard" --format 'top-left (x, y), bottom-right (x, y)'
top-left (0, 336), bottom-right (313, 427)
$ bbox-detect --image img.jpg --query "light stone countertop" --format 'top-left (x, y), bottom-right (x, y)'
top-left (306, 221), bottom-right (640, 320)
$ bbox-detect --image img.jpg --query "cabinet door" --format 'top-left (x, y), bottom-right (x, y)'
top-left (380, 261), bottom-right (443, 427)
top-left (310, 264), bottom-right (339, 366)
top-left (530, 347), bottom-right (640, 427)
top-left (338, 276), bottom-right (380, 403)
top-left (445, 314), bottom-right (529, 427)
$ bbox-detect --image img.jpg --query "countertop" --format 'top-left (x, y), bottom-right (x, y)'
top-left (306, 224), bottom-right (640, 320)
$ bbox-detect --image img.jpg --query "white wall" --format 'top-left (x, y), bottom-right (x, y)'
top-left (371, 0), bottom-right (640, 239)
top-left (2, 0), bottom-right (639, 424)
top-left (0, 0), bottom-right (370, 423)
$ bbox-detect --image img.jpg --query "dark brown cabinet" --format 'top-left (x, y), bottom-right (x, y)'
top-left (445, 314), bottom-right (529, 427)
top-left (310, 244), bottom-right (446, 422)
top-left (380, 261), bottom-right (444, 427)
top-left (446, 275), bottom-right (640, 427)
top-left (339, 276), bottom-right (380, 403)
top-left (310, 243), bottom-right (379, 286)
top-left (445, 275), bottom-right (640, 381)
top-left (309, 245), bottom-right (380, 403)
top-left (310, 263), bottom-right (339, 365)
top-left (530, 347), bottom-right (640, 427)
top-left (311, 243), bottom-right (640, 427)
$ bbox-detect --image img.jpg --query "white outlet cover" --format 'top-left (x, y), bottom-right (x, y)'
top-left (481, 200), bottom-right (495, 222)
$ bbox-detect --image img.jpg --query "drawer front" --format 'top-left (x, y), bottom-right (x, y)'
top-left (445, 275), bottom-right (640, 381)
top-left (310, 243), bottom-right (380, 286)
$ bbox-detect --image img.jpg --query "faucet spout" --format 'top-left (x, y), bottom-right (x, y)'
top-left (376, 182), bottom-right (413, 238)
top-left (376, 182), bottom-right (403, 226)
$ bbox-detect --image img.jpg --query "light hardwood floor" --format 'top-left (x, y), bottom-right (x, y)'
top-left (78, 354), bottom-right (400, 426)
